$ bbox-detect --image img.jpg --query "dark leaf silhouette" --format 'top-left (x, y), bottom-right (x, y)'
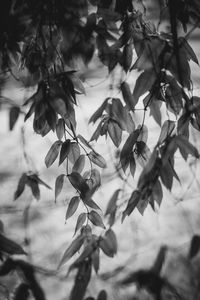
top-left (66, 196), bottom-right (80, 220)
top-left (55, 174), bottom-right (65, 201)
top-left (9, 106), bottom-right (20, 130)
top-left (189, 235), bottom-right (200, 259)
top-left (59, 139), bottom-right (71, 165)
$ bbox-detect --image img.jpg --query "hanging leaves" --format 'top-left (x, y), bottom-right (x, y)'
top-left (107, 119), bottom-right (122, 147)
top-left (88, 151), bottom-right (107, 168)
top-left (121, 82), bottom-right (136, 111)
top-left (59, 139), bottom-right (71, 165)
top-left (68, 172), bottom-right (89, 197)
top-left (58, 235), bottom-right (84, 268)
top-left (55, 174), bottom-right (65, 201)
top-left (99, 229), bottom-right (117, 257)
top-left (74, 213), bottom-right (87, 236)
top-left (122, 190), bottom-right (140, 222)
top-left (45, 141), bottom-right (62, 168)
top-left (66, 196), bottom-right (80, 220)
top-left (72, 154), bottom-right (86, 174)
top-left (133, 69), bottom-right (157, 103)
top-left (88, 211), bottom-right (106, 229)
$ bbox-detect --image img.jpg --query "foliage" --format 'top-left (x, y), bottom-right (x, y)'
top-left (0, 0), bottom-right (200, 299)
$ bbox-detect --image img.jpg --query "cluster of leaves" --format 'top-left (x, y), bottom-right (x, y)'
top-left (1, 0), bottom-right (200, 299)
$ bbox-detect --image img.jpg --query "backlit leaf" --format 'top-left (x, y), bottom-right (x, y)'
top-left (105, 189), bottom-right (121, 215)
top-left (89, 98), bottom-right (109, 123)
top-left (88, 151), bottom-right (107, 168)
top-left (121, 81), bottom-right (136, 111)
top-left (59, 139), bottom-right (71, 165)
top-left (56, 118), bottom-right (65, 140)
top-left (72, 155), bottom-right (85, 173)
top-left (55, 174), bottom-right (65, 201)
top-left (122, 190), bottom-right (140, 222)
top-left (158, 120), bottom-right (175, 145)
top-left (107, 120), bottom-right (122, 147)
top-left (45, 141), bottom-right (62, 168)
top-left (133, 69), bottom-right (156, 103)
top-left (74, 213), bottom-right (87, 236)
top-left (175, 135), bottom-right (199, 160)
top-left (66, 196), bottom-right (80, 220)
top-left (129, 156), bottom-right (136, 178)
top-left (120, 129), bottom-right (140, 172)
top-left (68, 142), bottom-right (80, 164)
top-left (88, 211), bottom-right (106, 229)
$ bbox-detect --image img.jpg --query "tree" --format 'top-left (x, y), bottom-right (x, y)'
top-left (0, 0), bottom-right (200, 299)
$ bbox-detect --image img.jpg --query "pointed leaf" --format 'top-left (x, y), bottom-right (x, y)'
top-left (59, 139), bottom-right (71, 165)
top-left (133, 69), bottom-right (156, 103)
top-left (56, 118), bottom-right (65, 140)
top-left (55, 174), bottom-right (65, 201)
top-left (45, 141), bottom-right (62, 168)
top-left (72, 155), bottom-right (85, 173)
top-left (68, 172), bottom-right (89, 197)
top-left (58, 236), bottom-right (84, 268)
top-left (88, 151), bottom-right (107, 168)
top-left (74, 213), bottom-right (87, 236)
top-left (176, 135), bottom-right (199, 160)
top-left (68, 142), bottom-right (80, 164)
top-left (88, 211), bottom-right (106, 229)
top-left (158, 120), bottom-right (175, 145)
top-left (129, 156), bottom-right (136, 178)
top-left (105, 189), bottom-right (121, 215)
top-left (66, 196), bottom-right (80, 220)
top-left (121, 82), bottom-right (136, 111)
top-left (122, 190), bottom-right (140, 222)
top-left (0, 233), bottom-right (27, 255)
top-left (108, 120), bottom-right (122, 147)
top-left (14, 173), bottom-right (27, 200)
top-left (9, 106), bottom-right (20, 130)
top-left (92, 248), bottom-right (100, 273)
top-left (89, 98), bottom-right (109, 123)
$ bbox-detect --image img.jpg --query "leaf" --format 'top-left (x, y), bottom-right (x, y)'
top-left (14, 173), bottom-right (27, 200)
top-left (56, 118), bottom-right (65, 140)
top-left (68, 172), bottom-right (89, 197)
top-left (189, 235), bottom-right (200, 259)
top-left (129, 156), bottom-right (136, 178)
top-left (122, 190), bottom-right (140, 222)
top-left (45, 141), bottom-right (62, 168)
top-left (123, 43), bottom-right (132, 72)
top-left (92, 248), bottom-right (100, 273)
top-left (9, 106), bottom-right (20, 130)
top-left (107, 120), bottom-right (122, 147)
top-left (72, 155), bottom-right (86, 173)
top-left (89, 98), bottom-right (109, 123)
top-left (175, 135), bottom-right (199, 160)
top-left (84, 198), bottom-right (101, 211)
top-left (99, 229), bottom-right (117, 257)
top-left (97, 290), bottom-right (107, 300)
top-left (151, 180), bottom-right (163, 207)
top-left (77, 134), bottom-right (93, 150)
top-left (105, 189), bottom-right (121, 215)
top-left (88, 151), bottom-right (107, 168)
top-left (66, 196), bottom-right (80, 220)
top-left (133, 69), bottom-right (157, 103)
top-left (158, 120), bottom-right (175, 145)
top-left (88, 211), bottom-right (106, 229)
top-left (137, 198), bottom-right (149, 215)
top-left (58, 235), bottom-right (84, 268)
top-left (74, 213), bottom-right (87, 236)
top-left (68, 142), bottom-right (81, 164)
top-left (121, 82), bottom-right (136, 111)
top-left (120, 129), bottom-right (140, 172)
top-left (26, 176), bottom-right (40, 200)
top-left (55, 174), bottom-right (65, 201)
top-left (59, 139), bottom-right (71, 165)
top-left (90, 120), bottom-right (103, 142)
top-left (0, 233), bottom-right (27, 255)
top-left (31, 174), bottom-right (51, 190)
top-left (160, 161), bottom-right (173, 190)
